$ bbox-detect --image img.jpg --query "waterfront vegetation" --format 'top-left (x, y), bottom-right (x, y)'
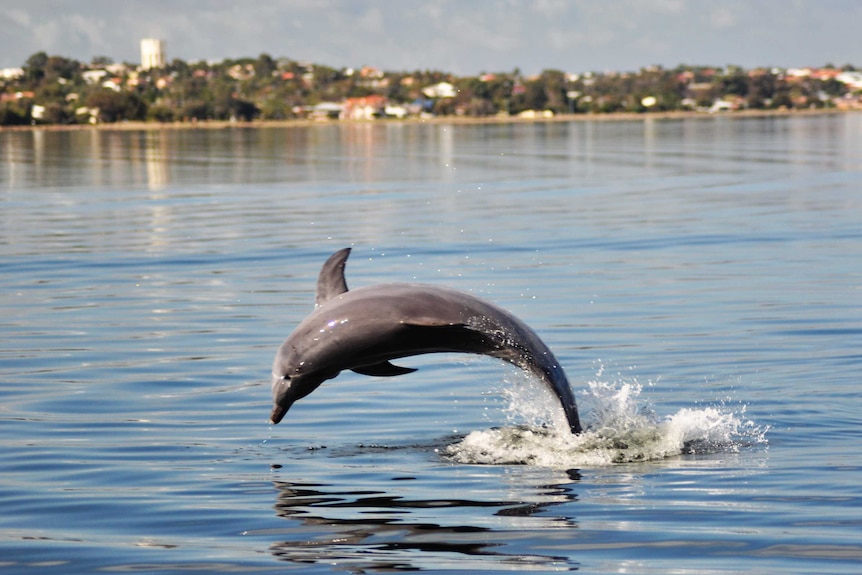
top-left (2, 51), bottom-right (860, 126)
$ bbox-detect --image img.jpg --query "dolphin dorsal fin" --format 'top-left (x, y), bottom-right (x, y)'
top-left (316, 247), bottom-right (351, 306)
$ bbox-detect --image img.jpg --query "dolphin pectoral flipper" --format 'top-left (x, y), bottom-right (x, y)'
top-left (316, 247), bottom-right (351, 306)
top-left (352, 361), bottom-right (418, 377)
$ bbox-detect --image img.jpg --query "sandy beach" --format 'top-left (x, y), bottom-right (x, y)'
top-left (0, 107), bottom-right (851, 132)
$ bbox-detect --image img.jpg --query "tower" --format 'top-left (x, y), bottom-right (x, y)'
top-left (140, 39), bottom-right (165, 70)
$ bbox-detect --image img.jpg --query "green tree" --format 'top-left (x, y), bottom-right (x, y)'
top-left (747, 73), bottom-right (777, 108)
top-left (820, 78), bottom-right (846, 97)
top-left (45, 56), bottom-right (81, 80)
top-left (539, 69), bottom-right (567, 112)
top-left (0, 101), bottom-right (30, 125)
top-left (23, 52), bottom-right (49, 84)
top-left (256, 53), bottom-right (277, 77)
top-left (85, 90), bottom-right (148, 122)
top-left (771, 88), bottom-right (794, 109)
top-left (259, 97), bottom-right (291, 120)
top-left (179, 99), bottom-right (211, 121)
top-left (230, 98), bottom-right (260, 121)
top-left (39, 102), bottom-right (71, 124)
top-left (720, 69), bottom-right (749, 97)
top-left (147, 104), bottom-right (176, 122)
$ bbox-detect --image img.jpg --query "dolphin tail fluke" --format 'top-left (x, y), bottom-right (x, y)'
top-left (564, 402), bottom-right (583, 435)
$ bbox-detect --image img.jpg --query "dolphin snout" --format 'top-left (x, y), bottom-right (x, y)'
top-left (269, 404), bottom-right (289, 425)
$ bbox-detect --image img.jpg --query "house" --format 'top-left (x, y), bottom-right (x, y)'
top-left (384, 104), bottom-right (408, 119)
top-left (0, 91), bottom-right (35, 102)
top-left (227, 64), bottom-right (255, 81)
top-left (0, 67), bottom-right (24, 80)
top-left (708, 96), bottom-right (746, 113)
top-left (82, 69), bottom-right (108, 84)
top-left (422, 81), bottom-right (456, 99)
top-left (307, 102), bottom-right (343, 120)
top-left (102, 78), bottom-right (122, 92)
top-left (408, 98), bottom-right (434, 115)
top-left (837, 71), bottom-right (862, 90)
top-left (75, 106), bottom-right (100, 124)
top-left (359, 66), bottom-right (383, 79)
top-left (708, 100), bottom-right (733, 113)
top-left (786, 67), bottom-right (812, 80)
top-left (341, 95), bottom-right (387, 120)
top-left (833, 93), bottom-right (862, 110)
top-left (811, 68), bottom-right (842, 81)
top-left (517, 109), bottom-right (554, 119)
top-left (106, 63), bottom-right (129, 76)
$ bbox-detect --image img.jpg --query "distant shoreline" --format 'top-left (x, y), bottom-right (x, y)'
top-left (0, 107), bottom-right (852, 132)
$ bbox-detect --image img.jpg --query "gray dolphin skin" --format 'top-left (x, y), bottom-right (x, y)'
top-left (270, 248), bottom-right (582, 435)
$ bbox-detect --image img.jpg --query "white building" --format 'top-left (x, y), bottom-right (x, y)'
top-left (0, 67), bottom-right (24, 80)
top-left (82, 69), bottom-right (108, 84)
top-left (140, 38), bottom-right (166, 70)
top-left (837, 71), bottom-right (862, 90)
top-left (422, 81), bottom-right (457, 99)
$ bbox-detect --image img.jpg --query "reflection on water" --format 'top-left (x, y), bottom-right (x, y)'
top-left (269, 469), bottom-right (581, 572)
top-left (4, 113), bottom-right (860, 194)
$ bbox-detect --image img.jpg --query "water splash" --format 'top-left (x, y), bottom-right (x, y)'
top-left (445, 369), bottom-right (768, 467)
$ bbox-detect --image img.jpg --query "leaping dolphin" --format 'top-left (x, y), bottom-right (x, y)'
top-left (270, 248), bottom-right (582, 435)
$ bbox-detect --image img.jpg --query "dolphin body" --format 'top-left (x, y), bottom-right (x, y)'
top-left (270, 248), bottom-right (582, 435)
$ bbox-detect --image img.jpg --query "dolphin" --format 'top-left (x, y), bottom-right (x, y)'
top-left (270, 248), bottom-right (582, 435)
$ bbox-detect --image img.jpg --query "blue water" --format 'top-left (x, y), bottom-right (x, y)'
top-left (1, 114), bottom-right (861, 573)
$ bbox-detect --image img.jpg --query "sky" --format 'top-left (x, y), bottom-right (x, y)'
top-left (2, 0), bottom-right (860, 75)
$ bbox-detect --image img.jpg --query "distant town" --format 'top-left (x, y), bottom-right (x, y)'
top-left (2, 39), bottom-right (861, 127)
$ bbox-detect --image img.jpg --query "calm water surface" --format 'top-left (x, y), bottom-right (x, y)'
top-left (1, 114), bottom-right (861, 573)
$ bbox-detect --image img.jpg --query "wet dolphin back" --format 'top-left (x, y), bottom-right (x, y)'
top-left (318, 283), bottom-right (583, 434)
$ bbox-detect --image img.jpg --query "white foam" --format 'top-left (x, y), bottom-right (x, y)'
top-left (445, 370), bottom-right (768, 467)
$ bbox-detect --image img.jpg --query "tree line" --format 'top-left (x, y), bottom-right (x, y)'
top-left (1, 51), bottom-right (858, 126)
